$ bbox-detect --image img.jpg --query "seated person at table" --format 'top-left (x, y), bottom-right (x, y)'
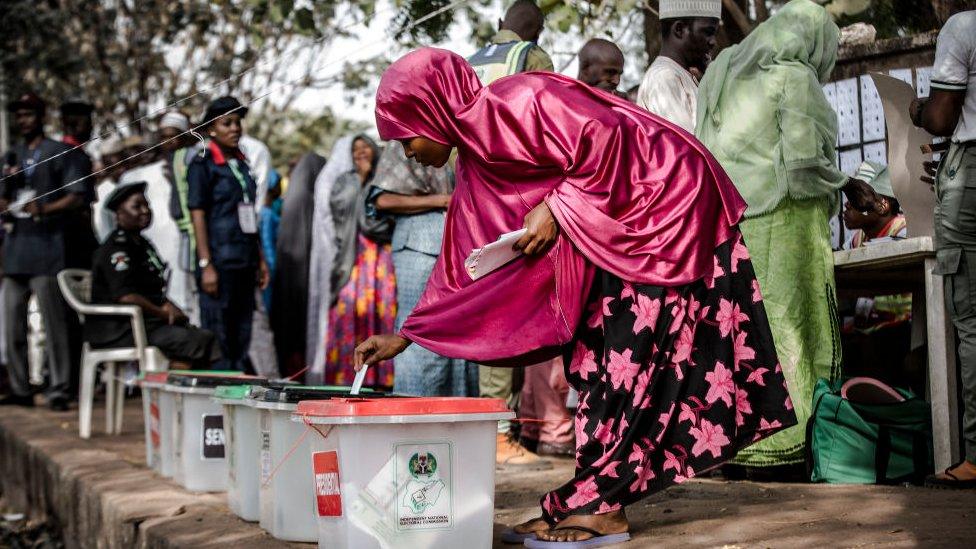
top-left (85, 182), bottom-right (221, 369)
top-left (844, 161), bottom-right (906, 248)
top-left (839, 161), bottom-right (914, 391)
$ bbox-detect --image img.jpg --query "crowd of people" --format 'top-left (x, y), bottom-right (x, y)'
top-left (0, 0), bottom-right (974, 544)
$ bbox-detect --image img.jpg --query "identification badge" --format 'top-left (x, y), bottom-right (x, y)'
top-left (237, 203), bottom-right (257, 234)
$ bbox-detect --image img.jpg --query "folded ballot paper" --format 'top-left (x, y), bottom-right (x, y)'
top-left (464, 228), bottom-right (527, 280)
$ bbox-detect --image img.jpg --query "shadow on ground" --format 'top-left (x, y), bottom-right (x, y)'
top-left (492, 458), bottom-right (976, 548)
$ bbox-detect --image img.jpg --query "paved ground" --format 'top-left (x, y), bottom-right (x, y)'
top-left (1, 398), bottom-right (975, 548)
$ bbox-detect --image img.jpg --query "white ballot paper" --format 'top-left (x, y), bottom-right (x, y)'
top-left (350, 364), bottom-right (368, 395)
top-left (9, 189), bottom-right (36, 219)
top-left (464, 228), bottom-right (527, 281)
top-left (869, 72), bottom-right (936, 237)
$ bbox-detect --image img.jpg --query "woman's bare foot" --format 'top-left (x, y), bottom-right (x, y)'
top-left (537, 509), bottom-right (629, 542)
top-left (513, 516), bottom-right (550, 536)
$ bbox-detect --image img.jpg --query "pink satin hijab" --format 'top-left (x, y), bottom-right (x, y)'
top-left (375, 48), bottom-right (747, 363)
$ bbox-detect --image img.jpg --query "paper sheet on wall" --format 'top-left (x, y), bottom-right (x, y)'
top-left (888, 68), bottom-right (913, 86)
top-left (869, 72), bottom-right (936, 237)
top-left (835, 78), bottom-right (861, 147)
top-left (862, 141), bottom-right (888, 165)
top-left (916, 67), bottom-right (933, 98)
top-left (860, 76), bottom-right (886, 142)
top-left (840, 149), bottom-right (863, 176)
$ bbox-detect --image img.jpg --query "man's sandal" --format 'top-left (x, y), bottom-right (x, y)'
top-left (924, 462), bottom-right (976, 489)
top-left (523, 525), bottom-right (631, 548)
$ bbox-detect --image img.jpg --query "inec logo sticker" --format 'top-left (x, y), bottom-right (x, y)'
top-left (395, 442), bottom-right (452, 531)
top-left (408, 452), bottom-right (437, 478)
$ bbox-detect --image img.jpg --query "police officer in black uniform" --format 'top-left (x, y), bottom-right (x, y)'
top-left (86, 181), bottom-right (220, 368)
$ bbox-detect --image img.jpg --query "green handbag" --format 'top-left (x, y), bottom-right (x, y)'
top-left (807, 377), bottom-right (933, 485)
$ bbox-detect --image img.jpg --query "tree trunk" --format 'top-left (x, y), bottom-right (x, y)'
top-left (722, 0), bottom-right (753, 37)
top-left (642, 1), bottom-right (661, 66)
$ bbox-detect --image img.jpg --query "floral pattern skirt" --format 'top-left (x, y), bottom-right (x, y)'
top-left (540, 230), bottom-right (797, 523)
top-left (325, 234), bottom-right (397, 388)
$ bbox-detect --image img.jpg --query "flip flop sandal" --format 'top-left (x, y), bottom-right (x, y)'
top-left (924, 462), bottom-right (976, 489)
top-left (523, 525), bottom-right (631, 548)
top-left (501, 527), bottom-right (539, 543)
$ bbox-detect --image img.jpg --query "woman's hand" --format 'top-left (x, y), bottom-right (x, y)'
top-left (354, 334), bottom-right (411, 371)
top-left (201, 265), bottom-right (219, 297)
top-left (436, 193), bottom-right (451, 209)
top-left (257, 259), bottom-right (270, 290)
top-left (843, 178), bottom-right (879, 213)
top-left (514, 201), bottom-right (559, 255)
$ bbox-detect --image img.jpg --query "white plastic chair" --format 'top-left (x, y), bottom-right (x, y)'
top-left (57, 269), bottom-right (169, 438)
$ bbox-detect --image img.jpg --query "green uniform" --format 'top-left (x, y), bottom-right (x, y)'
top-left (934, 141), bottom-right (976, 462)
top-left (929, 9), bottom-right (976, 462)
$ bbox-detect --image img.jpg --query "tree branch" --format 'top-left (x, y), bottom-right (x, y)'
top-left (722, 0), bottom-right (753, 35)
top-left (754, 0), bottom-right (769, 22)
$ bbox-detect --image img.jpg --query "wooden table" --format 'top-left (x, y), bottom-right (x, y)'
top-left (833, 236), bottom-right (959, 470)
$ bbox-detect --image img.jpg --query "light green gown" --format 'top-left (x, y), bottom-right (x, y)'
top-left (696, 0), bottom-right (846, 465)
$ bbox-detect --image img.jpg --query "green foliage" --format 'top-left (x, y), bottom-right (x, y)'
top-left (824, 0), bottom-right (940, 37)
top-left (341, 58), bottom-right (393, 91)
top-left (0, 0), bottom-right (377, 136)
top-left (390, 0), bottom-right (458, 43)
top-left (248, 107), bottom-right (369, 172)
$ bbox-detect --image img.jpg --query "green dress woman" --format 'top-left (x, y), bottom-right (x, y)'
top-left (696, 0), bottom-right (877, 468)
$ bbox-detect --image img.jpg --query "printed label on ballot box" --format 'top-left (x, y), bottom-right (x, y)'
top-left (395, 442), bottom-right (453, 531)
top-left (314, 451), bottom-right (342, 517)
top-left (201, 414), bottom-right (226, 459)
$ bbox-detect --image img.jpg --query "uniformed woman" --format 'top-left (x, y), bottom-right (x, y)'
top-left (187, 96), bottom-right (269, 372)
top-left (87, 181), bottom-right (220, 368)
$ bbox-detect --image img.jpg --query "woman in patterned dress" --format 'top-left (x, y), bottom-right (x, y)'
top-left (324, 135), bottom-right (396, 388)
top-left (355, 48), bottom-right (796, 546)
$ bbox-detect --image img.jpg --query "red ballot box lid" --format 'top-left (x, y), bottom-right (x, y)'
top-left (296, 397), bottom-right (510, 417)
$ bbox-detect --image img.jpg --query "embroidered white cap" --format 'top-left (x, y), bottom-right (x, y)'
top-left (659, 0), bottom-right (722, 19)
top-left (159, 111), bottom-right (190, 132)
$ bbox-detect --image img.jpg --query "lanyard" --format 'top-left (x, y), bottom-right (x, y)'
top-left (146, 245), bottom-right (164, 272)
top-left (22, 147), bottom-right (42, 180)
top-left (145, 244), bottom-right (171, 284)
top-left (226, 159), bottom-right (252, 204)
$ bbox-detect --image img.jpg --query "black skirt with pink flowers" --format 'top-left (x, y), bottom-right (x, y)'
top-left (540, 229), bottom-right (797, 523)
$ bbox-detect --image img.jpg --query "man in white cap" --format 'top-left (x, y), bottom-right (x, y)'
top-left (636, 0), bottom-right (721, 132)
top-left (156, 110), bottom-right (201, 325)
top-left (92, 135), bottom-right (127, 241)
top-left (157, 111), bottom-right (192, 153)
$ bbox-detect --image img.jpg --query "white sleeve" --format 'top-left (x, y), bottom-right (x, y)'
top-left (637, 70), bottom-right (696, 132)
top-left (931, 15), bottom-right (972, 92)
top-left (240, 135), bottom-right (272, 210)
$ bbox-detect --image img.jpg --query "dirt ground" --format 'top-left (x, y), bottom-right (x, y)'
top-left (2, 400), bottom-right (975, 548)
top-left (492, 457), bottom-right (976, 548)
